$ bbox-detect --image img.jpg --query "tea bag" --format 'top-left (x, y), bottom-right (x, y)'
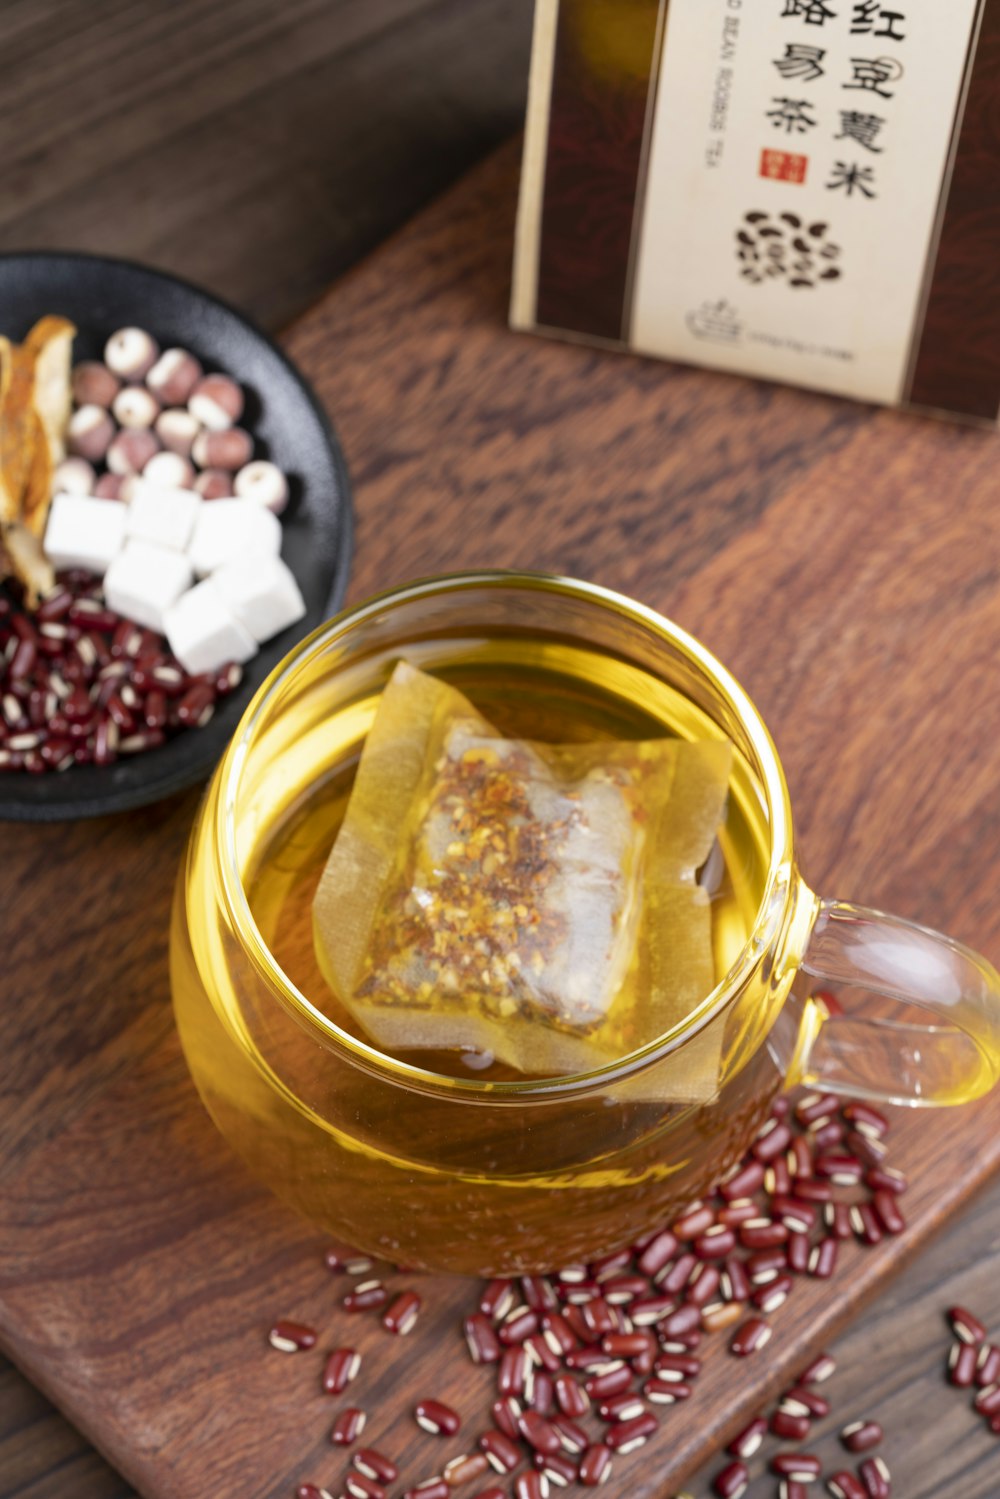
top-left (313, 662), bottom-right (732, 1099)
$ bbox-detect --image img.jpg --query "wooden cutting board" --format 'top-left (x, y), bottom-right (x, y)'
top-left (2, 142), bottom-right (1000, 1499)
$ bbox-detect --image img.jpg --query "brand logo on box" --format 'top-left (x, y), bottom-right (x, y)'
top-left (759, 149), bottom-right (808, 184)
top-left (685, 300), bottom-right (743, 343)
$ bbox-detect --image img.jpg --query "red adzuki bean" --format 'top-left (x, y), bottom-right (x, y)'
top-left (533, 1449), bottom-right (577, 1486)
top-left (841, 1419), bottom-right (883, 1452)
top-left (343, 1280), bottom-right (387, 1312)
top-left (464, 1313), bottom-right (501, 1364)
top-left (770, 1409), bottom-right (810, 1441)
top-left (513, 1471), bottom-right (548, 1499)
top-left (644, 1377), bottom-right (691, 1404)
top-left (636, 1230), bottom-right (679, 1275)
top-left (492, 1396), bottom-right (522, 1440)
top-left (828, 1474), bottom-right (867, 1499)
top-left (268, 1319), bottom-right (316, 1352)
top-left (605, 1412), bottom-right (657, 1453)
top-left (479, 1429), bottom-right (521, 1473)
top-left (578, 1443), bottom-right (613, 1487)
top-left (354, 1449), bottom-right (398, 1483)
top-left (949, 1341), bottom-right (979, 1386)
top-left (321, 1347), bottom-right (360, 1392)
top-left (712, 1460), bottom-right (749, 1497)
top-left (518, 1411), bottom-right (561, 1455)
top-left (727, 1416), bottom-right (767, 1459)
top-left (799, 1352), bottom-right (837, 1384)
top-left (442, 1451), bottom-right (488, 1487)
top-left (977, 1344), bottom-right (1000, 1386)
top-left (730, 1318), bottom-right (772, 1357)
top-left (383, 1290), bottom-right (421, 1334)
top-left (782, 1384), bottom-right (829, 1418)
top-left (549, 1415), bottom-right (588, 1454)
top-left (414, 1399), bottom-right (460, 1436)
top-left (772, 1452), bottom-right (822, 1478)
top-left (859, 1457), bottom-right (892, 1499)
top-left (330, 1407), bottom-right (367, 1445)
top-left (949, 1306), bottom-right (987, 1344)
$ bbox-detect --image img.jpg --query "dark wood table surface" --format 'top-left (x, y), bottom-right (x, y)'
top-left (1, 4), bottom-right (999, 1499)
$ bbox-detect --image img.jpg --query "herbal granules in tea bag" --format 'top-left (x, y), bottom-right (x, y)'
top-left (313, 662), bottom-right (732, 1098)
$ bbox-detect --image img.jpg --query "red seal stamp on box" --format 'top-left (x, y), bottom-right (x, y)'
top-left (759, 149), bottom-right (808, 184)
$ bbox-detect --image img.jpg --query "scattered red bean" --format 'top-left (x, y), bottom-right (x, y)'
top-left (859, 1456), bottom-right (892, 1499)
top-left (949, 1306), bottom-right (987, 1345)
top-left (644, 1377), bottom-right (691, 1405)
top-left (772, 1452), bottom-right (822, 1479)
top-left (782, 1384), bottom-right (829, 1418)
top-left (513, 1473), bottom-right (548, 1499)
top-left (492, 1396), bottom-right (522, 1441)
top-left (549, 1415), bottom-right (588, 1454)
top-left (442, 1452), bottom-right (488, 1488)
top-left (330, 1404), bottom-right (365, 1446)
top-left (268, 1319), bottom-right (317, 1352)
top-left (974, 1383), bottom-right (1000, 1416)
top-left (727, 1415), bottom-right (768, 1459)
top-left (414, 1399), bottom-right (461, 1436)
top-left (977, 1344), bottom-right (1000, 1386)
top-left (828, 1473), bottom-right (867, 1499)
top-left (578, 1443), bottom-right (613, 1487)
top-left (799, 1352), bottom-right (837, 1385)
top-left (344, 1472), bottom-right (385, 1499)
top-left (712, 1459), bottom-right (749, 1497)
top-left (840, 1419), bottom-right (883, 1453)
top-left (343, 1280), bottom-right (388, 1313)
top-left (354, 1449), bottom-right (398, 1484)
top-left (464, 1313), bottom-right (501, 1364)
top-left (599, 1408), bottom-right (657, 1455)
top-left (948, 1340), bottom-right (979, 1386)
top-left (383, 1290), bottom-right (421, 1335)
top-left (533, 1449), bottom-right (578, 1486)
top-left (321, 1347), bottom-right (361, 1393)
top-left (771, 1408), bottom-right (810, 1442)
top-left (479, 1428), bottom-right (521, 1473)
top-left (518, 1410), bottom-right (562, 1456)
top-left (731, 1317), bottom-right (773, 1356)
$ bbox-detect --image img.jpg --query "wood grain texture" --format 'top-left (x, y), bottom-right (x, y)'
top-left (0, 0), bottom-right (533, 333)
top-left (3, 135), bottom-right (1000, 1499)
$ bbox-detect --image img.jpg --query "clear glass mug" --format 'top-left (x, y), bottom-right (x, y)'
top-left (170, 573), bottom-right (1000, 1274)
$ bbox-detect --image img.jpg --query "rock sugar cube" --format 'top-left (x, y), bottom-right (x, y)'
top-left (125, 480), bottom-right (201, 552)
top-left (212, 554), bottom-right (306, 643)
top-left (188, 498), bottom-right (281, 577)
top-left (164, 577), bottom-right (256, 675)
top-left (103, 541), bottom-right (193, 633)
top-left (43, 492), bottom-right (128, 574)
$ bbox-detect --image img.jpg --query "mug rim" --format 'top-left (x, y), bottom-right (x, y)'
top-left (215, 570), bottom-right (794, 1101)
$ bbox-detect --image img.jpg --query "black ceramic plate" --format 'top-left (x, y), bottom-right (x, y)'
top-left (0, 252), bottom-right (353, 821)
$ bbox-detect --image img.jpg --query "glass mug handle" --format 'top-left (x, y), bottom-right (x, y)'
top-left (786, 894), bottom-right (1000, 1107)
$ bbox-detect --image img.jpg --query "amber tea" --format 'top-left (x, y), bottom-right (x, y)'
top-left (173, 619), bottom-right (784, 1271)
top-left (171, 575), bottom-right (1000, 1273)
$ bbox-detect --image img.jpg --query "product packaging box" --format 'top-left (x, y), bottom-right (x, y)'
top-left (512, 0), bottom-right (999, 424)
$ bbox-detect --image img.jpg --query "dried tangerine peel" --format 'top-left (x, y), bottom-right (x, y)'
top-left (313, 662), bottom-right (732, 1100)
top-left (0, 315), bottom-right (75, 601)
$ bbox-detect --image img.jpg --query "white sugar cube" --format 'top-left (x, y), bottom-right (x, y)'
top-left (212, 554), bottom-right (306, 644)
top-left (164, 578), bottom-right (257, 675)
top-left (103, 542), bottom-right (193, 633)
top-left (44, 492), bottom-right (127, 574)
top-left (188, 498), bottom-right (281, 578)
top-left (125, 480), bottom-right (201, 552)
